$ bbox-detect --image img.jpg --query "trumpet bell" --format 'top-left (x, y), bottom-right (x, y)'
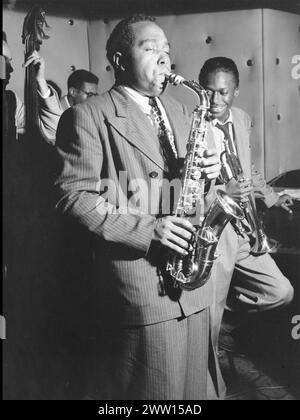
top-left (250, 231), bottom-right (279, 255)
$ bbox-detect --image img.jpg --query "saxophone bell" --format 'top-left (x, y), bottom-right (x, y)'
top-left (167, 190), bottom-right (244, 290)
top-left (243, 193), bottom-right (278, 254)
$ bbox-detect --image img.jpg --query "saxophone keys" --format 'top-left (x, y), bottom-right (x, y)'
top-left (214, 248), bottom-right (220, 259)
top-left (183, 207), bottom-right (196, 217)
top-left (191, 168), bottom-right (202, 180)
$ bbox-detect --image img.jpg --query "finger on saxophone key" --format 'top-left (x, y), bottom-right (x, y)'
top-left (199, 148), bottom-right (220, 179)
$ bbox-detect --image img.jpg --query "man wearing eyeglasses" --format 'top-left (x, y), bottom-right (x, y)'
top-left (60, 69), bottom-right (99, 110)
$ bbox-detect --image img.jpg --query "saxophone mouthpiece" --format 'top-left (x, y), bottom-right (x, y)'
top-left (167, 73), bottom-right (185, 86)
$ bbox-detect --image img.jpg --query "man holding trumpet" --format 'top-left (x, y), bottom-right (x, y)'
top-left (198, 57), bottom-right (294, 359)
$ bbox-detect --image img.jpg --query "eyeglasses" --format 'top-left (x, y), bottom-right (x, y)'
top-left (76, 88), bottom-right (98, 98)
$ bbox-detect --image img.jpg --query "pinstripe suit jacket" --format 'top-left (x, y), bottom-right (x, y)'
top-left (54, 85), bottom-right (215, 326)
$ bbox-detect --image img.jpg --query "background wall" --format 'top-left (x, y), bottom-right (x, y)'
top-left (3, 6), bottom-right (300, 179)
top-left (2, 2), bottom-right (300, 400)
top-left (262, 9), bottom-right (300, 180)
top-left (3, 10), bottom-right (90, 100)
top-left (88, 10), bottom-right (266, 172)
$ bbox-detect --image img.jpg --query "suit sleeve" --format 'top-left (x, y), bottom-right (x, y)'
top-left (54, 105), bottom-right (156, 255)
top-left (38, 86), bottom-right (63, 145)
top-left (15, 94), bottom-right (25, 137)
top-left (15, 86), bottom-right (63, 145)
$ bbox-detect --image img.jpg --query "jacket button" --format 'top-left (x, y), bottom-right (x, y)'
top-left (149, 171), bottom-right (158, 178)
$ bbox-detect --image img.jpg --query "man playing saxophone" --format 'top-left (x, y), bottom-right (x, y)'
top-left (198, 57), bottom-right (294, 357)
top-left (54, 15), bottom-right (223, 400)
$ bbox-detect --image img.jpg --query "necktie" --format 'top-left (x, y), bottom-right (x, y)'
top-left (148, 97), bottom-right (178, 174)
top-left (215, 121), bottom-right (236, 154)
top-left (216, 121), bottom-right (236, 184)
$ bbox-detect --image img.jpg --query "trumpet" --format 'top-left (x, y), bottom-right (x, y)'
top-left (219, 128), bottom-right (275, 254)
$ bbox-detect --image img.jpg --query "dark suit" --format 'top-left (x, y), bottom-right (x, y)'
top-left (54, 85), bottom-right (221, 399)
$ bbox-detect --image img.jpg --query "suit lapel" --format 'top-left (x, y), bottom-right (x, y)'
top-left (232, 108), bottom-right (251, 177)
top-left (206, 123), bottom-right (218, 150)
top-left (160, 95), bottom-right (190, 159)
top-left (108, 86), bottom-right (165, 170)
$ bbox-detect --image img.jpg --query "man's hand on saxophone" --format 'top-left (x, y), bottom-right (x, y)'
top-left (152, 147), bottom-right (221, 256)
top-left (225, 178), bottom-right (253, 203)
top-left (197, 148), bottom-right (221, 180)
top-left (152, 217), bottom-right (195, 256)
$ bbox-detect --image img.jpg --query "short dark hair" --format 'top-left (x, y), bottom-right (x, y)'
top-left (106, 14), bottom-right (156, 66)
top-left (2, 31), bottom-right (7, 43)
top-left (67, 69), bottom-right (99, 90)
top-left (199, 57), bottom-right (239, 87)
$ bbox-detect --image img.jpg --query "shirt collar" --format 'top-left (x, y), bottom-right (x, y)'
top-left (211, 109), bottom-right (233, 127)
top-left (123, 86), bottom-right (153, 114)
top-left (65, 95), bottom-right (71, 108)
top-left (124, 86), bottom-right (163, 115)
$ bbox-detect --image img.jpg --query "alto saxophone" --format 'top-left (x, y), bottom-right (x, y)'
top-left (165, 73), bottom-right (244, 290)
top-left (219, 127), bottom-right (275, 254)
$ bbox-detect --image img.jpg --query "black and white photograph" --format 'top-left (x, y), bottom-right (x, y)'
top-left (2, 0), bottom-right (300, 401)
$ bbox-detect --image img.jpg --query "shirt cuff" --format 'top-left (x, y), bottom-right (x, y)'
top-left (264, 191), bottom-right (279, 208)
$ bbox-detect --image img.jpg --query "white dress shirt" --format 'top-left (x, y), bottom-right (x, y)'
top-left (124, 86), bottom-right (173, 132)
top-left (210, 110), bottom-right (236, 156)
top-left (210, 110), bottom-right (238, 181)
